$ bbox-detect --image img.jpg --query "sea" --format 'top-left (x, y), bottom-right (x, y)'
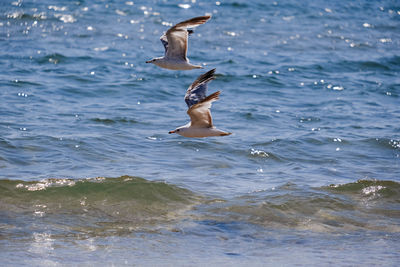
top-left (1, 0), bottom-right (399, 266)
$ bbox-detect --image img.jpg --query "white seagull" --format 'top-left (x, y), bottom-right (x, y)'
top-left (146, 15), bottom-right (211, 70)
top-left (169, 69), bottom-right (231, 138)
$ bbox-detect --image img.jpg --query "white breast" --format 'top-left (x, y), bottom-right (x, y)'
top-left (154, 58), bottom-right (199, 70)
top-left (180, 127), bottom-right (226, 138)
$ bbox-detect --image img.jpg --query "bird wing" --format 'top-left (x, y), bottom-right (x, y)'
top-left (187, 91), bottom-right (220, 128)
top-left (165, 15), bottom-right (211, 60)
top-left (160, 30), bottom-right (194, 55)
top-left (185, 68), bottom-right (216, 108)
top-left (160, 34), bottom-right (169, 54)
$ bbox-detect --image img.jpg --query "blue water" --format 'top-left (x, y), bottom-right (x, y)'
top-left (1, 0), bottom-right (400, 265)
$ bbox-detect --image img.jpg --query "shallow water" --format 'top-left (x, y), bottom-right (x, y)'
top-left (1, 0), bottom-right (400, 265)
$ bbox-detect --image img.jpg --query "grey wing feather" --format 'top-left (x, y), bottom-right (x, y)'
top-left (161, 30), bottom-right (191, 55)
top-left (165, 16), bottom-right (211, 60)
top-left (165, 28), bottom-right (188, 60)
top-left (185, 68), bottom-right (216, 108)
top-left (160, 34), bottom-right (168, 54)
top-left (163, 29), bottom-right (193, 58)
top-left (172, 16), bottom-right (211, 30)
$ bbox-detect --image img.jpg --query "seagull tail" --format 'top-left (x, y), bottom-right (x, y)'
top-left (201, 91), bottom-right (220, 104)
top-left (219, 132), bottom-right (232, 136)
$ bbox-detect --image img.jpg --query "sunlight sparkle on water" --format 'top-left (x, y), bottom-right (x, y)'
top-left (178, 4), bottom-right (191, 9)
top-left (55, 14), bottom-right (75, 23)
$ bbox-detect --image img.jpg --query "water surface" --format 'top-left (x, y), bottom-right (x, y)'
top-left (1, 0), bottom-right (399, 265)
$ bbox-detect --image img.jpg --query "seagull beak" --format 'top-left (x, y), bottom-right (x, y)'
top-left (146, 60), bottom-right (152, 63)
top-left (168, 130), bottom-right (176, 134)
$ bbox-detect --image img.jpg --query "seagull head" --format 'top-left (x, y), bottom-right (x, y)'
top-left (168, 126), bottom-right (187, 136)
top-left (168, 128), bottom-right (180, 135)
top-left (146, 57), bottom-right (164, 64)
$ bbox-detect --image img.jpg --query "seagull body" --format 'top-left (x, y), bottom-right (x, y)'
top-left (147, 57), bottom-right (201, 70)
top-left (146, 16), bottom-right (211, 70)
top-left (169, 69), bottom-right (231, 138)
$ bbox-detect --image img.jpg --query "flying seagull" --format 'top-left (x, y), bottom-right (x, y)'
top-left (146, 15), bottom-right (211, 70)
top-left (169, 68), bottom-right (231, 137)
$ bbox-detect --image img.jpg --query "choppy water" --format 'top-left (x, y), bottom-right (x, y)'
top-left (1, 0), bottom-right (400, 265)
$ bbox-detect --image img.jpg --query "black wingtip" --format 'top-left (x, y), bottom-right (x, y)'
top-left (203, 68), bottom-right (217, 79)
top-left (192, 68), bottom-right (216, 87)
top-left (202, 68), bottom-right (216, 77)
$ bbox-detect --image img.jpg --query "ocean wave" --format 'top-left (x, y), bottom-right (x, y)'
top-left (325, 179), bottom-right (400, 199)
top-left (299, 56), bottom-right (400, 74)
top-left (198, 180), bottom-right (400, 233)
top-left (5, 11), bottom-right (48, 21)
top-left (89, 117), bottom-right (138, 125)
top-left (359, 138), bottom-right (400, 151)
top-left (248, 148), bottom-right (282, 161)
top-left (35, 53), bottom-right (92, 65)
top-left (1, 177), bottom-right (399, 237)
top-left (0, 176), bottom-right (201, 234)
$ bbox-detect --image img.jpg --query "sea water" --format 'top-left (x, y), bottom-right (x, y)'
top-left (1, 0), bottom-right (399, 265)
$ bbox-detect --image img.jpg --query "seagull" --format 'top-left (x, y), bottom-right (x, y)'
top-left (146, 15), bottom-right (211, 70)
top-left (169, 69), bottom-right (231, 137)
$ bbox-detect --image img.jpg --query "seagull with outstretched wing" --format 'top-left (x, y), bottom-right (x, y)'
top-left (169, 69), bottom-right (231, 137)
top-left (146, 16), bottom-right (211, 70)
